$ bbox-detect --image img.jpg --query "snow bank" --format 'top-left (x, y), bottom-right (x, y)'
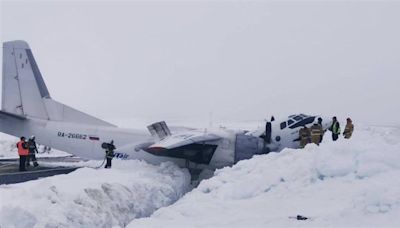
top-left (129, 126), bottom-right (400, 228)
top-left (0, 160), bottom-right (191, 228)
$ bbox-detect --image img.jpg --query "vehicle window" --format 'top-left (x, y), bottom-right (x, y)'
top-left (288, 120), bottom-right (294, 125)
top-left (280, 122), bottom-right (287, 129)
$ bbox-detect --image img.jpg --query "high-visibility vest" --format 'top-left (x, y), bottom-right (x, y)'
top-left (332, 122), bottom-right (341, 134)
top-left (17, 141), bottom-right (29, 156)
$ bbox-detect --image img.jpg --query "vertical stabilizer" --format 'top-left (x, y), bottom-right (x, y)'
top-left (2, 40), bottom-right (49, 119)
top-left (2, 41), bottom-right (115, 127)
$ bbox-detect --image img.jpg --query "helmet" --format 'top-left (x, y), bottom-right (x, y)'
top-left (30, 135), bottom-right (35, 140)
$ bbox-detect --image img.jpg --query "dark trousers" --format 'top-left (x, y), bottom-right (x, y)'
top-left (19, 155), bottom-right (27, 171)
top-left (105, 158), bottom-right (112, 168)
top-left (332, 134), bottom-right (339, 141)
top-left (26, 153), bottom-right (38, 166)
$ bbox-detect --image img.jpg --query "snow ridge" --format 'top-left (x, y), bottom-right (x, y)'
top-left (0, 160), bottom-right (191, 228)
top-left (129, 126), bottom-right (400, 228)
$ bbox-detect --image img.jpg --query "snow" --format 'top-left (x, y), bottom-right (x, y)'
top-left (128, 125), bottom-right (400, 228)
top-left (1, 125), bottom-right (400, 227)
top-left (0, 133), bottom-right (71, 159)
top-left (0, 159), bottom-right (191, 227)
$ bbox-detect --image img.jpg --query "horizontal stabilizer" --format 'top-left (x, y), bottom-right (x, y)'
top-left (0, 110), bottom-right (26, 120)
top-left (2, 40), bottom-right (115, 127)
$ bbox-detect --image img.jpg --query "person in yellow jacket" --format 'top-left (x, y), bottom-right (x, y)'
top-left (299, 125), bottom-right (311, 148)
top-left (329, 116), bottom-right (341, 141)
top-left (343, 118), bottom-right (354, 139)
top-left (310, 122), bottom-right (324, 145)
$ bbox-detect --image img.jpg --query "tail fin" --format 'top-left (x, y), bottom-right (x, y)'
top-left (2, 40), bottom-right (50, 118)
top-left (2, 40), bottom-right (114, 127)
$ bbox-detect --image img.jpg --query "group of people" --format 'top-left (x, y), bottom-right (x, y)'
top-left (299, 117), bottom-right (354, 148)
top-left (16, 136), bottom-right (39, 171)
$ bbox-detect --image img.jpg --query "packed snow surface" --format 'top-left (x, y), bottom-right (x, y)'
top-left (129, 126), bottom-right (400, 228)
top-left (1, 126), bottom-right (399, 228)
top-left (0, 160), bottom-right (191, 227)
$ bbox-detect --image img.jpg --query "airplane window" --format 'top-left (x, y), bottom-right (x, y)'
top-left (288, 120), bottom-right (294, 125)
top-left (289, 117), bottom-right (316, 129)
top-left (293, 116), bottom-right (303, 121)
top-left (280, 122), bottom-right (287, 129)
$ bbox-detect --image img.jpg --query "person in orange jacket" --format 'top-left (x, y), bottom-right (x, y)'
top-left (16, 136), bottom-right (29, 171)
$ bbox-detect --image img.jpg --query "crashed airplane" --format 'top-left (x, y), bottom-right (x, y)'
top-left (0, 41), bottom-right (331, 170)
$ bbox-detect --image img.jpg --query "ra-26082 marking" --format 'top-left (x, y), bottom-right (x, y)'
top-left (57, 132), bottom-right (87, 140)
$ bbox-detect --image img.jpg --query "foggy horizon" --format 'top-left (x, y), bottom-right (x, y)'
top-left (1, 1), bottom-right (399, 127)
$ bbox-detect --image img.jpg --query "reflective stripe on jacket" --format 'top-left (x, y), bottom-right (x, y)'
top-left (17, 141), bottom-right (29, 156)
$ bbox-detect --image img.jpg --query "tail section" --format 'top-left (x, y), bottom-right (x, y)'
top-left (2, 41), bottom-right (49, 118)
top-left (2, 40), bottom-right (114, 127)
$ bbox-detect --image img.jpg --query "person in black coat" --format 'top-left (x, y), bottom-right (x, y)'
top-left (26, 135), bottom-right (39, 167)
top-left (104, 140), bottom-right (116, 168)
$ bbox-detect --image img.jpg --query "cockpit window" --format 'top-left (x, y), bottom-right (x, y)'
top-left (293, 116), bottom-right (303, 121)
top-left (288, 119), bottom-right (294, 125)
top-left (289, 117), bottom-right (316, 129)
top-left (280, 121), bottom-right (287, 129)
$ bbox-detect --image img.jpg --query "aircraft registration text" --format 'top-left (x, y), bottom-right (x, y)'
top-left (58, 132), bottom-right (87, 140)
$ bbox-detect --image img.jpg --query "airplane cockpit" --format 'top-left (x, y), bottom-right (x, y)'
top-left (279, 114), bottom-right (316, 130)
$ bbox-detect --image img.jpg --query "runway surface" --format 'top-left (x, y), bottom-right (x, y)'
top-left (0, 156), bottom-right (82, 185)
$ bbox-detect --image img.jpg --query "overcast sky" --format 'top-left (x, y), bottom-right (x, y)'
top-left (1, 1), bottom-right (399, 126)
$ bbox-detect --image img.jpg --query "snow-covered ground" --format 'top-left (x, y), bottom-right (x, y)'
top-left (0, 159), bottom-right (191, 227)
top-left (1, 125), bottom-right (400, 228)
top-left (129, 125), bottom-right (400, 228)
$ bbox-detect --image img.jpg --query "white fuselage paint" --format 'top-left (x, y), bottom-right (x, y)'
top-left (0, 115), bottom-right (237, 169)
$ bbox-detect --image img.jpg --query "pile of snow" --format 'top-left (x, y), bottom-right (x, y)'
top-left (129, 126), bottom-right (400, 228)
top-left (0, 133), bottom-right (71, 159)
top-left (0, 160), bottom-right (191, 227)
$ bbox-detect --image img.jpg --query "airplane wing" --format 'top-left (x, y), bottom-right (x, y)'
top-left (147, 131), bottom-right (221, 151)
top-left (143, 131), bottom-right (222, 164)
top-left (143, 121), bottom-right (222, 164)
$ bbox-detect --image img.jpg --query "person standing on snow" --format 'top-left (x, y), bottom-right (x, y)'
top-left (317, 117), bottom-right (325, 143)
top-left (329, 116), bottom-right (341, 141)
top-left (310, 122), bottom-right (324, 145)
top-left (343, 118), bottom-right (354, 139)
top-left (16, 136), bottom-right (29, 171)
top-left (299, 125), bottom-right (311, 148)
top-left (26, 135), bottom-right (39, 167)
top-left (104, 140), bottom-right (115, 168)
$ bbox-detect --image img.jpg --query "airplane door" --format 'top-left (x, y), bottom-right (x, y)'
top-left (234, 134), bottom-right (263, 163)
